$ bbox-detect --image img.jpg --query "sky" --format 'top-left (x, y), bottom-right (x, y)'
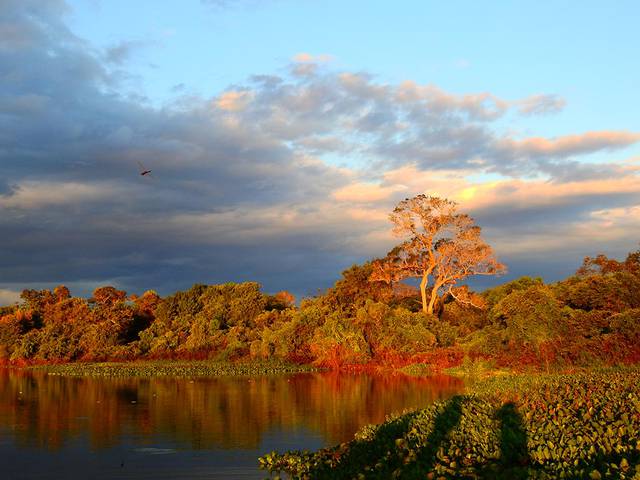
top-left (1, 0), bottom-right (639, 303)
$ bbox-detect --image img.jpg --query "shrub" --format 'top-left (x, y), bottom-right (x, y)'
top-left (311, 312), bottom-right (371, 367)
top-left (355, 301), bottom-right (437, 358)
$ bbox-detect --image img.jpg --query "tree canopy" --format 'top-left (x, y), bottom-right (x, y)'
top-left (370, 195), bottom-right (505, 314)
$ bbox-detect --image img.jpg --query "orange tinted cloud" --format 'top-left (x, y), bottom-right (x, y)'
top-left (216, 90), bottom-right (253, 111)
top-left (500, 131), bottom-right (640, 157)
top-left (292, 53), bottom-right (333, 63)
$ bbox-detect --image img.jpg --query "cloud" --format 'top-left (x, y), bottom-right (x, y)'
top-left (0, 181), bottom-right (118, 209)
top-left (104, 39), bottom-right (149, 65)
top-left (517, 94), bottom-right (566, 115)
top-left (0, 289), bottom-right (20, 306)
top-left (292, 53), bottom-right (334, 63)
top-left (0, 1), bottom-right (639, 299)
top-left (498, 131), bottom-right (640, 158)
top-left (216, 90), bottom-right (254, 111)
top-left (332, 182), bottom-right (407, 203)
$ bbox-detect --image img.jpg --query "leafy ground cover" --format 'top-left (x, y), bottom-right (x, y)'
top-left (259, 370), bottom-right (640, 479)
top-left (32, 360), bottom-right (318, 377)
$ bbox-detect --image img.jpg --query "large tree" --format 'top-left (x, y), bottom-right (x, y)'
top-left (370, 195), bottom-right (505, 315)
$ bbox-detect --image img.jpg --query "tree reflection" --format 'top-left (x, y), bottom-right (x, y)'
top-left (0, 369), bottom-right (462, 451)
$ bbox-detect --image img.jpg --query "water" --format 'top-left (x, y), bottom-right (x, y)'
top-left (0, 369), bottom-right (463, 479)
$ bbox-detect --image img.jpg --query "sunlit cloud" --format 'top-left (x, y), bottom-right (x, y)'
top-left (292, 52), bottom-right (334, 63)
top-left (1, 0), bottom-right (639, 297)
top-left (498, 131), bottom-right (640, 158)
top-left (216, 90), bottom-right (254, 111)
top-left (0, 182), bottom-right (119, 209)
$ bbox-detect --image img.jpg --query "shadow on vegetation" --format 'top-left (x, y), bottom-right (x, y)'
top-left (479, 401), bottom-right (530, 479)
top-left (412, 396), bottom-right (465, 475)
top-left (263, 370), bottom-right (640, 479)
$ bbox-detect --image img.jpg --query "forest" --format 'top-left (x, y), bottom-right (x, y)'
top-left (1, 195), bottom-right (639, 372)
top-left (1, 248), bottom-right (639, 371)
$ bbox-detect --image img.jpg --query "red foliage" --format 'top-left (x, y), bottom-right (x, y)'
top-left (410, 347), bottom-right (465, 371)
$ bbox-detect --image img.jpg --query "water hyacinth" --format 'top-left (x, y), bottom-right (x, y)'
top-left (32, 360), bottom-right (318, 377)
top-left (259, 370), bottom-right (640, 479)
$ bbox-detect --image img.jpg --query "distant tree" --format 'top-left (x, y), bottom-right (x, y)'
top-left (90, 286), bottom-right (127, 307)
top-left (20, 289), bottom-right (55, 313)
top-left (265, 291), bottom-right (296, 310)
top-left (53, 285), bottom-right (71, 303)
top-left (132, 290), bottom-right (161, 316)
top-left (577, 247), bottom-right (640, 277)
top-left (274, 291), bottom-right (296, 308)
top-left (371, 195), bottom-right (505, 315)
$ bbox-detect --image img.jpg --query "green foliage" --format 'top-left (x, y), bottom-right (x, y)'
top-left (355, 301), bottom-right (437, 356)
top-left (464, 285), bottom-right (570, 368)
top-left (35, 360), bottom-right (317, 377)
top-left (441, 300), bottom-right (488, 334)
top-left (6, 285), bottom-right (157, 362)
top-left (139, 282), bottom-right (267, 356)
top-left (11, 329), bottom-right (41, 360)
top-left (312, 317), bottom-right (371, 366)
top-left (323, 262), bottom-right (394, 313)
top-left (608, 309), bottom-right (640, 338)
top-left (555, 272), bottom-right (640, 313)
top-left (483, 276), bottom-right (544, 309)
top-left (260, 371), bottom-right (640, 479)
top-left (0, 310), bottom-right (34, 359)
top-left (490, 285), bottom-right (565, 340)
top-left (1, 246), bottom-right (640, 370)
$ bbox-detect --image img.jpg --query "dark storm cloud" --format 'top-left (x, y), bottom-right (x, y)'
top-left (1, 1), bottom-right (639, 302)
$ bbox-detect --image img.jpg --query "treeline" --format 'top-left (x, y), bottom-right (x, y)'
top-left (1, 249), bottom-right (639, 369)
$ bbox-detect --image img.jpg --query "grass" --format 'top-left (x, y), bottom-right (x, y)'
top-left (259, 369), bottom-right (640, 479)
top-left (30, 360), bottom-right (320, 377)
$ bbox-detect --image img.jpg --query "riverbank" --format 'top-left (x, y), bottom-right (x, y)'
top-left (27, 360), bottom-right (320, 377)
top-left (259, 369), bottom-right (640, 479)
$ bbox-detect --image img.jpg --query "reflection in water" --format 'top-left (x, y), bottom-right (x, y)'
top-left (0, 369), bottom-right (463, 479)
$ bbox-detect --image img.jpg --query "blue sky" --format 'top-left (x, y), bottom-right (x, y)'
top-left (65, 0), bottom-right (639, 134)
top-left (0, 0), bottom-right (639, 303)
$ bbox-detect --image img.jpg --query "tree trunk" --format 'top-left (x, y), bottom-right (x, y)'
top-left (427, 282), bottom-right (441, 315)
top-left (419, 272), bottom-right (429, 313)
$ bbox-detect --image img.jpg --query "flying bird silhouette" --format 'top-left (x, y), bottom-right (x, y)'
top-left (137, 161), bottom-right (152, 177)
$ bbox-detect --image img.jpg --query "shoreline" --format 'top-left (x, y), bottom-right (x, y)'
top-left (19, 360), bottom-right (322, 377)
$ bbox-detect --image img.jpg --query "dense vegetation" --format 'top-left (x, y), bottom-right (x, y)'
top-left (37, 360), bottom-right (316, 377)
top-left (0, 247), bottom-right (639, 371)
top-left (259, 370), bottom-right (640, 479)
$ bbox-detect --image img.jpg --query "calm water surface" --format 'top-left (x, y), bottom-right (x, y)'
top-left (0, 369), bottom-right (463, 479)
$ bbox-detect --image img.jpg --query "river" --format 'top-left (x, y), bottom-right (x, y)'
top-left (0, 369), bottom-right (463, 479)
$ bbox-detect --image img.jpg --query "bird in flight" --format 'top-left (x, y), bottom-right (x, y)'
top-left (138, 161), bottom-right (152, 177)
